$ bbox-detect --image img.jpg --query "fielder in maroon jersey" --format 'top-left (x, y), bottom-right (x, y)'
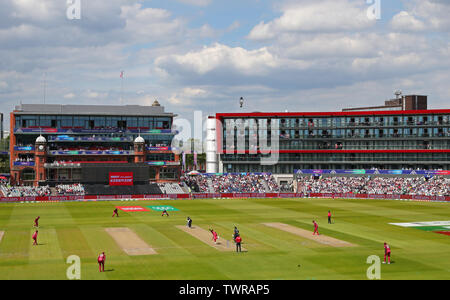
top-left (313, 220), bottom-right (319, 235)
top-left (34, 216), bottom-right (40, 227)
top-left (383, 242), bottom-right (391, 264)
top-left (32, 230), bottom-right (38, 245)
top-left (98, 252), bottom-right (106, 272)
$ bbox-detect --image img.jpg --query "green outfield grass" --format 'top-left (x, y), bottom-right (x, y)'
top-left (0, 197), bottom-right (449, 280)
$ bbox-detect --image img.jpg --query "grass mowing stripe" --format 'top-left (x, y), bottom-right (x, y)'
top-left (214, 221), bottom-right (323, 254)
top-left (0, 205), bottom-right (14, 229)
top-left (134, 224), bottom-right (194, 256)
top-left (28, 227), bottom-right (66, 279)
top-left (79, 225), bottom-right (133, 279)
top-left (57, 227), bottom-right (95, 259)
top-left (29, 228), bottom-right (63, 262)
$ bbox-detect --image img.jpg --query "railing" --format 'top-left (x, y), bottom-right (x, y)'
top-left (147, 161), bottom-right (180, 166)
top-left (279, 121), bottom-right (450, 129)
top-left (49, 150), bottom-right (134, 155)
top-left (15, 127), bottom-right (178, 135)
top-left (146, 146), bottom-right (176, 151)
top-left (48, 136), bottom-right (133, 142)
top-left (0, 192), bottom-right (449, 202)
top-left (44, 163), bottom-right (81, 168)
top-left (14, 146), bottom-right (35, 151)
top-left (13, 161), bottom-right (35, 167)
top-left (221, 146), bottom-right (450, 151)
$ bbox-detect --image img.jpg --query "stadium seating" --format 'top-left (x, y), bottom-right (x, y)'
top-left (55, 184), bottom-right (85, 195)
top-left (296, 176), bottom-right (450, 196)
top-left (84, 184), bottom-right (163, 195)
top-left (158, 183), bottom-right (187, 194)
top-left (184, 174), bottom-right (280, 193)
top-left (0, 185), bottom-right (51, 197)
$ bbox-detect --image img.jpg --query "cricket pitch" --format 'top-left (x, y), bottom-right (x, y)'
top-left (105, 227), bottom-right (157, 256)
top-left (263, 223), bottom-right (356, 247)
top-left (176, 225), bottom-right (245, 252)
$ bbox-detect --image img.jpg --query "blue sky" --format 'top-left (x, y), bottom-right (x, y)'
top-left (0, 0), bottom-right (449, 133)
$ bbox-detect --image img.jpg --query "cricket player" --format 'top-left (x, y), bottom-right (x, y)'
top-left (313, 220), bottom-right (319, 235)
top-left (233, 226), bottom-right (239, 239)
top-left (32, 230), bottom-right (38, 245)
top-left (34, 216), bottom-right (40, 227)
top-left (328, 211), bottom-right (332, 224)
top-left (383, 242), bottom-right (391, 264)
top-left (162, 209), bottom-right (169, 217)
top-left (187, 217), bottom-right (192, 228)
top-left (235, 235), bottom-right (242, 252)
top-left (210, 229), bottom-right (218, 244)
top-left (98, 252), bottom-right (106, 272)
top-left (112, 208), bottom-right (119, 217)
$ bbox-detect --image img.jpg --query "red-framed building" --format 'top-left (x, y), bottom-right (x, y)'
top-left (214, 97), bottom-right (450, 173)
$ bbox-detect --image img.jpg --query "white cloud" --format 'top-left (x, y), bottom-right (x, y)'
top-left (174, 0), bottom-right (211, 7)
top-left (248, 0), bottom-right (374, 40)
top-left (391, 11), bottom-right (427, 32)
top-left (155, 43), bottom-right (280, 76)
top-left (226, 21), bottom-right (241, 32)
top-left (182, 87), bottom-right (207, 97)
top-left (394, 0), bottom-right (450, 32)
top-left (63, 93), bottom-right (76, 99)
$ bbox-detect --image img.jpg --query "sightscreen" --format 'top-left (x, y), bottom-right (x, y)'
top-left (81, 163), bottom-right (149, 185)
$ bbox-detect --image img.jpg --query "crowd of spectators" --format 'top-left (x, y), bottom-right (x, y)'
top-left (296, 176), bottom-right (450, 196)
top-left (1, 175), bottom-right (448, 197)
top-left (184, 175), bottom-right (209, 192)
top-left (46, 160), bottom-right (81, 167)
top-left (1, 184), bottom-right (51, 197)
top-left (55, 184), bottom-right (85, 195)
top-left (184, 174), bottom-right (280, 193)
top-left (148, 143), bottom-right (170, 148)
top-left (209, 174), bottom-right (269, 193)
top-left (15, 157), bottom-right (34, 162)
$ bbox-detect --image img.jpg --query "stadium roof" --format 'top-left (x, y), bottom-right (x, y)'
top-left (13, 103), bottom-right (175, 117)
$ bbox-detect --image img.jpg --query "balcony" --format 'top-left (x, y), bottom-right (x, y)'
top-left (49, 150), bottom-right (134, 156)
top-left (14, 146), bottom-right (35, 151)
top-left (13, 161), bottom-right (35, 167)
top-left (14, 127), bottom-right (178, 135)
top-left (146, 146), bottom-right (176, 151)
top-left (147, 161), bottom-right (180, 166)
top-left (44, 162), bottom-right (81, 168)
top-left (48, 136), bottom-right (133, 142)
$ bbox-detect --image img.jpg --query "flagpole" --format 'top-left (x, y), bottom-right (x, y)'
top-left (43, 72), bottom-right (47, 104)
top-left (120, 71), bottom-right (124, 105)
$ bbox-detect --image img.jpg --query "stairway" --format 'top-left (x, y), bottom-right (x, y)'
top-left (207, 178), bottom-right (215, 193)
top-left (262, 180), bottom-right (271, 192)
